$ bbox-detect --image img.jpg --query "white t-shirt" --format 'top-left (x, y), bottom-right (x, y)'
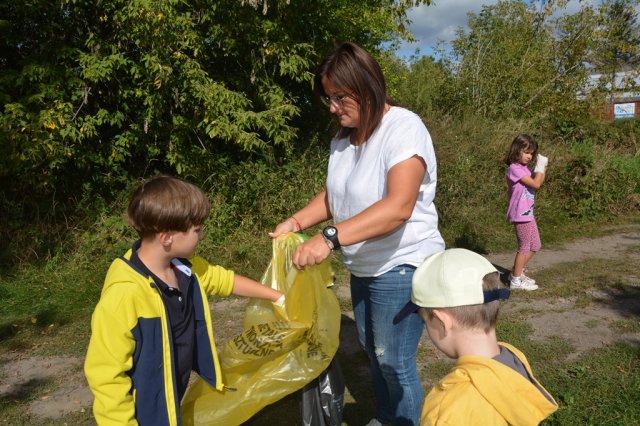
top-left (326, 106), bottom-right (445, 277)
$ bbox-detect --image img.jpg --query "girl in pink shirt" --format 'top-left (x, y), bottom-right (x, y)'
top-left (504, 134), bottom-right (548, 290)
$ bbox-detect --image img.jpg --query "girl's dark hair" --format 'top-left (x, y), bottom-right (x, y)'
top-left (127, 175), bottom-right (210, 239)
top-left (314, 42), bottom-right (396, 144)
top-left (504, 134), bottom-right (538, 165)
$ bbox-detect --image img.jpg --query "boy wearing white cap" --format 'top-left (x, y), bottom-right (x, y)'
top-left (393, 248), bottom-right (557, 425)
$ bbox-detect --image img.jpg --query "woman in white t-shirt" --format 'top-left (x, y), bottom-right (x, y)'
top-left (270, 42), bottom-right (444, 426)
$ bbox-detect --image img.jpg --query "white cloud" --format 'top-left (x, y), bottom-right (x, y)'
top-left (398, 0), bottom-right (499, 58)
top-left (397, 0), bottom-right (599, 59)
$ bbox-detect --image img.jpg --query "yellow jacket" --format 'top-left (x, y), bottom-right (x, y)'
top-left (84, 248), bottom-right (234, 425)
top-left (422, 342), bottom-right (557, 425)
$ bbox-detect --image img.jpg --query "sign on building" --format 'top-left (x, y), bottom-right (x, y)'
top-left (614, 103), bottom-right (636, 119)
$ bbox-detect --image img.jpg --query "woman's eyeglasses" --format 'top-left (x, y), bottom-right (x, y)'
top-left (320, 94), bottom-right (347, 108)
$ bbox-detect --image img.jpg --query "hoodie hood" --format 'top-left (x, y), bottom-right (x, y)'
top-left (422, 342), bottom-right (557, 425)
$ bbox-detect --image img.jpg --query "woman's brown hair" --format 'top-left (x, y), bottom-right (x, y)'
top-left (314, 42), bottom-right (396, 145)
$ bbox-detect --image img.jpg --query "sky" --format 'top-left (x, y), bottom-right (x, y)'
top-left (396, 0), bottom-right (592, 60)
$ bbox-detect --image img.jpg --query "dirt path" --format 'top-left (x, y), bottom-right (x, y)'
top-left (1, 226), bottom-right (638, 422)
top-left (485, 226), bottom-right (640, 361)
top-left (0, 355), bottom-right (91, 421)
top-left (485, 225), bottom-right (640, 275)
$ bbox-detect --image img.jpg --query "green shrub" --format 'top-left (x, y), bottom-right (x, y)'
top-left (427, 113), bottom-right (639, 251)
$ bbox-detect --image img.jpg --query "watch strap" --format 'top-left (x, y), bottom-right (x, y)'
top-left (321, 233), bottom-right (335, 250)
top-left (321, 226), bottom-right (341, 250)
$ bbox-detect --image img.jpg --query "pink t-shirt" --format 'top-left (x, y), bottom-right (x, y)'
top-left (506, 163), bottom-right (535, 223)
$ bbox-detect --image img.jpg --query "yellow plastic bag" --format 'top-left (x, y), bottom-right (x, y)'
top-left (181, 232), bottom-right (341, 425)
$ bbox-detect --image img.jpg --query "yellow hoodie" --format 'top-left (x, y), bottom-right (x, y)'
top-left (422, 342), bottom-right (557, 425)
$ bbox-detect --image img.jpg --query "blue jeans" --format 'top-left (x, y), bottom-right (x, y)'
top-left (351, 265), bottom-right (424, 426)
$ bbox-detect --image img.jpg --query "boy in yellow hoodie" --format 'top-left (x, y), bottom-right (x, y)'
top-left (394, 248), bottom-right (557, 425)
top-left (84, 176), bottom-right (283, 425)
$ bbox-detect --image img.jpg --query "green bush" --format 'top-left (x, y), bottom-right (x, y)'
top-left (197, 145), bottom-right (327, 278)
top-left (425, 113), bottom-right (639, 252)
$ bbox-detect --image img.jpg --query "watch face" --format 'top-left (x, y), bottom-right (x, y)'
top-left (325, 227), bottom-right (336, 236)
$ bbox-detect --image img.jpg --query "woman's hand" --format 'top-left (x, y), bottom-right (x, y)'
top-left (293, 234), bottom-right (332, 269)
top-left (269, 218), bottom-right (297, 238)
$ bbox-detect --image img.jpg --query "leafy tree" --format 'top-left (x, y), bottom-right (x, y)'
top-left (545, 2), bottom-right (601, 121)
top-left (395, 55), bottom-right (451, 116)
top-left (436, 0), bottom-right (597, 121)
top-left (590, 0), bottom-right (640, 99)
top-left (0, 0), bottom-right (431, 262)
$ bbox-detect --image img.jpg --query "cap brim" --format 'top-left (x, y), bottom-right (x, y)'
top-left (393, 301), bottom-right (420, 325)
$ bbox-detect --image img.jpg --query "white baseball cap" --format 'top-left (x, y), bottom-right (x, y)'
top-left (393, 248), bottom-right (509, 324)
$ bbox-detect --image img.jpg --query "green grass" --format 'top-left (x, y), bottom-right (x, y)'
top-left (419, 358), bottom-right (455, 388)
top-left (611, 319), bottom-right (640, 334)
top-left (518, 250), bottom-right (640, 301)
top-left (545, 343), bottom-right (640, 425)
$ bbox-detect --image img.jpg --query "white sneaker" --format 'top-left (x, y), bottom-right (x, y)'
top-left (522, 270), bottom-right (536, 285)
top-left (510, 272), bottom-right (536, 286)
top-left (510, 275), bottom-right (538, 291)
